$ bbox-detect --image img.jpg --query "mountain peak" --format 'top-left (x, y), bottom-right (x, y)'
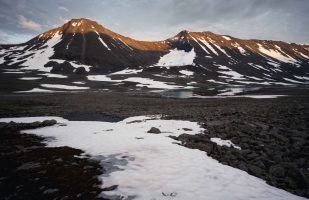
top-left (61, 18), bottom-right (105, 34)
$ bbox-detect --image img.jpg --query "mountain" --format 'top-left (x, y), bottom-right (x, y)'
top-left (1, 18), bottom-right (309, 86)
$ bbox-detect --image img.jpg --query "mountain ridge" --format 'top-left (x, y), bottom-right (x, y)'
top-left (0, 18), bottom-right (309, 86)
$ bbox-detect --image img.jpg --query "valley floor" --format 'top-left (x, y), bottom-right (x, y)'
top-left (0, 91), bottom-right (308, 199)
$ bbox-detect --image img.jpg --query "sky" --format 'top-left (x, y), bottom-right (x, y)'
top-left (0, 0), bottom-right (308, 44)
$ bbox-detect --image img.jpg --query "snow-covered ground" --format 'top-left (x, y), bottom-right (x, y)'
top-left (0, 116), bottom-right (306, 200)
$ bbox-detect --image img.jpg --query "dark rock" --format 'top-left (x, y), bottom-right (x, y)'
top-left (51, 61), bottom-right (74, 73)
top-left (247, 152), bottom-right (259, 160)
top-left (248, 164), bottom-right (264, 176)
top-left (182, 128), bottom-right (193, 131)
top-left (44, 61), bottom-right (59, 68)
top-left (269, 165), bottom-right (285, 177)
top-left (41, 120), bottom-right (57, 126)
top-left (254, 160), bottom-right (266, 169)
top-left (238, 161), bottom-right (248, 172)
top-left (147, 127), bottom-right (161, 134)
top-left (75, 67), bottom-right (87, 74)
top-left (273, 154), bottom-right (283, 163)
top-left (285, 178), bottom-right (298, 189)
top-left (294, 158), bottom-right (306, 167)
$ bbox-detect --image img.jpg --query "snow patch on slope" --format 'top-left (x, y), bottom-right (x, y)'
top-left (156, 48), bottom-right (196, 67)
top-left (258, 44), bottom-right (298, 64)
top-left (21, 31), bottom-right (62, 71)
top-left (199, 39), bottom-right (219, 56)
top-left (222, 36), bottom-right (232, 41)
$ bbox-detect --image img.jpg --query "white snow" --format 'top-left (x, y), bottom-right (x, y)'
top-left (218, 88), bottom-right (244, 96)
top-left (208, 38), bottom-right (230, 57)
top-left (258, 44), bottom-right (298, 64)
top-left (3, 69), bottom-right (21, 72)
top-left (87, 75), bottom-right (122, 82)
top-left (217, 65), bottom-right (229, 70)
top-left (18, 77), bottom-right (43, 80)
top-left (293, 49), bottom-right (309, 60)
top-left (192, 95), bottom-right (286, 99)
top-left (41, 84), bottom-right (89, 90)
top-left (199, 39), bottom-right (219, 56)
top-left (124, 77), bottom-right (193, 89)
top-left (231, 43), bottom-right (247, 55)
top-left (66, 33), bottom-right (75, 50)
top-left (245, 76), bottom-right (264, 81)
top-left (39, 73), bottom-right (68, 78)
top-left (218, 67), bottom-right (245, 80)
top-left (156, 48), bottom-right (196, 67)
top-left (0, 55), bottom-right (5, 64)
top-left (207, 79), bottom-right (228, 85)
top-left (3, 71), bottom-right (25, 74)
top-left (95, 32), bottom-right (111, 51)
top-left (110, 68), bottom-right (143, 75)
top-left (294, 76), bottom-right (309, 81)
top-left (0, 116), bottom-right (305, 200)
top-left (283, 78), bottom-right (305, 84)
top-left (191, 37), bottom-right (210, 54)
top-left (72, 81), bottom-right (86, 85)
top-left (222, 36), bottom-right (232, 41)
top-left (248, 63), bottom-right (270, 72)
top-left (15, 88), bottom-right (56, 93)
top-left (267, 61), bottom-right (281, 68)
top-left (21, 31), bottom-right (62, 71)
top-left (179, 70), bottom-right (194, 76)
top-left (118, 38), bottom-right (133, 51)
top-left (211, 138), bottom-right (241, 150)
top-left (240, 95), bottom-right (286, 99)
top-left (87, 75), bottom-right (192, 89)
top-left (3, 32), bottom-right (92, 73)
top-left (235, 80), bottom-right (272, 85)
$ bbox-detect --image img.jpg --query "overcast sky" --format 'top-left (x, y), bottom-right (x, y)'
top-left (0, 0), bottom-right (308, 44)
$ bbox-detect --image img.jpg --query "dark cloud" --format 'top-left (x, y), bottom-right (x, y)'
top-left (0, 0), bottom-right (308, 44)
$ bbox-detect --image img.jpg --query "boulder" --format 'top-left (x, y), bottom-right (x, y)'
top-left (41, 120), bottom-right (57, 126)
top-left (147, 127), bottom-right (161, 134)
top-left (44, 61), bottom-right (59, 68)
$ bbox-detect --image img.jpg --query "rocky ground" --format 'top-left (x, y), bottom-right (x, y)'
top-left (0, 91), bottom-right (308, 199)
top-left (0, 120), bottom-right (108, 200)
